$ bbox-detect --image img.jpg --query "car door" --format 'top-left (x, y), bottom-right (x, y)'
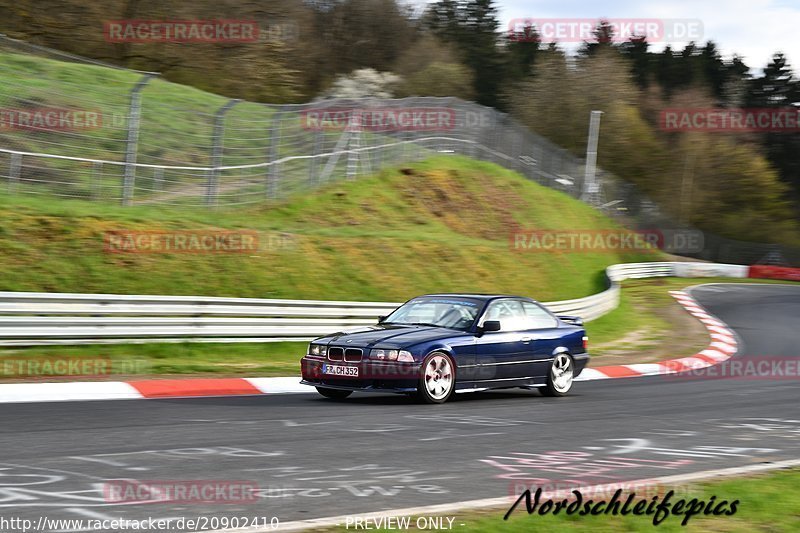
top-left (519, 300), bottom-right (562, 379)
top-left (474, 299), bottom-right (537, 382)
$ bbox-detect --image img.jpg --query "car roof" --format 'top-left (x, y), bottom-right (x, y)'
top-left (417, 293), bottom-right (530, 302)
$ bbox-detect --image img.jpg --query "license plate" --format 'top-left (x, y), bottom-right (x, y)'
top-left (322, 364), bottom-right (359, 377)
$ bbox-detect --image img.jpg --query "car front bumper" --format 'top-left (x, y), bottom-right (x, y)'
top-left (300, 356), bottom-right (422, 393)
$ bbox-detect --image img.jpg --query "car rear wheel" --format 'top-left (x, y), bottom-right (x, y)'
top-left (416, 352), bottom-right (455, 404)
top-left (316, 387), bottom-right (352, 400)
top-left (542, 353), bottom-right (574, 397)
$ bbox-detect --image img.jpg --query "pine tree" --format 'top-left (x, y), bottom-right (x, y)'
top-left (746, 53), bottom-right (800, 211)
top-left (425, 0), bottom-right (505, 108)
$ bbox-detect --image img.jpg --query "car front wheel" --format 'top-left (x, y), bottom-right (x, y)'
top-left (416, 352), bottom-right (455, 404)
top-left (542, 353), bottom-right (574, 397)
top-left (316, 387), bottom-right (352, 400)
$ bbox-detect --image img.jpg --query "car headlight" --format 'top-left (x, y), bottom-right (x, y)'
top-left (370, 349), bottom-right (414, 362)
top-left (309, 344), bottom-right (327, 356)
top-left (370, 348), bottom-right (397, 360)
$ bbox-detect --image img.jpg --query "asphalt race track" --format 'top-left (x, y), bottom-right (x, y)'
top-left (1, 283), bottom-right (799, 530)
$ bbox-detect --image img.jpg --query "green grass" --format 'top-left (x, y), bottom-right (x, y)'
top-left (0, 156), bottom-right (659, 300)
top-left (0, 342), bottom-right (305, 379)
top-left (365, 468), bottom-right (800, 532)
top-left (0, 50), bottom-right (235, 165)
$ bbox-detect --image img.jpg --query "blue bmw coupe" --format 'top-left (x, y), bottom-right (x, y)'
top-left (300, 294), bottom-right (590, 403)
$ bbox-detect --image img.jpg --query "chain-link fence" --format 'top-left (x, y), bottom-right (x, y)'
top-left (0, 35), bottom-right (797, 265)
top-left (0, 35), bottom-right (591, 207)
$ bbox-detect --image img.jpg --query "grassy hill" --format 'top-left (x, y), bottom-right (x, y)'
top-left (0, 156), bottom-right (660, 301)
top-left (0, 154), bottom-right (673, 378)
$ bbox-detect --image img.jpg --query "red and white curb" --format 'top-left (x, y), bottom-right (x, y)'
top-left (0, 377), bottom-right (310, 404)
top-left (575, 289), bottom-right (737, 381)
top-left (0, 290), bottom-right (736, 403)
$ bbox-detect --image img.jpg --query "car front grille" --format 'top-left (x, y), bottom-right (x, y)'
top-left (327, 346), bottom-right (363, 362)
top-left (344, 348), bottom-right (363, 362)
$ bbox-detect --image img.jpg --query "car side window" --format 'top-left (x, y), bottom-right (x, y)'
top-left (521, 301), bottom-right (558, 329)
top-left (481, 299), bottom-right (528, 331)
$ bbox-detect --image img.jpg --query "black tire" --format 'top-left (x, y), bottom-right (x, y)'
top-left (542, 353), bottom-right (574, 397)
top-left (415, 351), bottom-right (456, 404)
top-left (316, 387), bottom-right (352, 400)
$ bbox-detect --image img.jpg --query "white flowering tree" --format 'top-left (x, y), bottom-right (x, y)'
top-left (322, 68), bottom-right (401, 99)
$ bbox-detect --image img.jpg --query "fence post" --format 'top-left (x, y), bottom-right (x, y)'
top-left (92, 161), bottom-right (103, 199)
top-left (153, 167), bottom-right (164, 193)
top-left (266, 107), bottom-right (284, 199)
top-left (582, 110), bottom-right (603, 205)
top-left (8, 152), bottom-right (21, 192)
top-left (206, 99), bottom-right (240, 207)
top-left (309, 129), bottom-right (323, 186)
top-left (121, 73), bottom-right (156, 206)
top-left (346, 110), bottom-right (363, 180)
top-left (466, 102), bottom-right (479, 159)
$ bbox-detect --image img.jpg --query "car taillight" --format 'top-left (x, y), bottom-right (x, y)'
top-left (582, 336), bottom-right (588, 350)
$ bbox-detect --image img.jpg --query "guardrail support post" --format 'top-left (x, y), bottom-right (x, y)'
top-left (206, 99), bottom-right (240, 207)
top-left (122, 73), bottom-right (156, 206)
top-left (266, 107), bottom-right (284, 199)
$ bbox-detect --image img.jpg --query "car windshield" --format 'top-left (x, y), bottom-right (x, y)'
top-left (383, 297), bottom-right (481, 330)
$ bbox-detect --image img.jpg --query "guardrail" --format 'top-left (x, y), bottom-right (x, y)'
top-left (0, 262), bottom-right (749, 345)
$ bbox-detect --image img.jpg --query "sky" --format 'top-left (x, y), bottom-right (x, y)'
top-left (420, 0), bottom-right (800, 72)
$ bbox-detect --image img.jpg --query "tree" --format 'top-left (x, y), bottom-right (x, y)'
top-left (620, 36), bottom-right (651, 89)
top-left (425, 0), bottom-right (504, 108)
top-left (396, 62), bottom-right (474, 99)
top-left (747, 52), bottom-right (796, 107)
top-left (309, 0), bottom-right (414, 87)
top-left (654, 46), bottom-right (683, 98)
top-left (745, 53), bottom-right (800, 211)
top-left (393, 35), bottom-right (475, 99)
top-left (505, 22), bottom-right (540, 83)
top-left (579, 20), bottom-right (616, 56)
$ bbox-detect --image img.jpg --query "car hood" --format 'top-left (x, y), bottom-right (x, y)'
top-left (316, 324), bottom-right (463, 348)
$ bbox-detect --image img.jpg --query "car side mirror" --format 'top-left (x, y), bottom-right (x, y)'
top-left (377, 315), bottom-right (387, 323)
top-left (480, 320), bottom-right (502, 333)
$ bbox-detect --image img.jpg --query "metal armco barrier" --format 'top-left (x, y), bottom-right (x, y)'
top-left (748, 265), bottom-right (800, 282)
top-left (0, 262), bottom-right (750, 346)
